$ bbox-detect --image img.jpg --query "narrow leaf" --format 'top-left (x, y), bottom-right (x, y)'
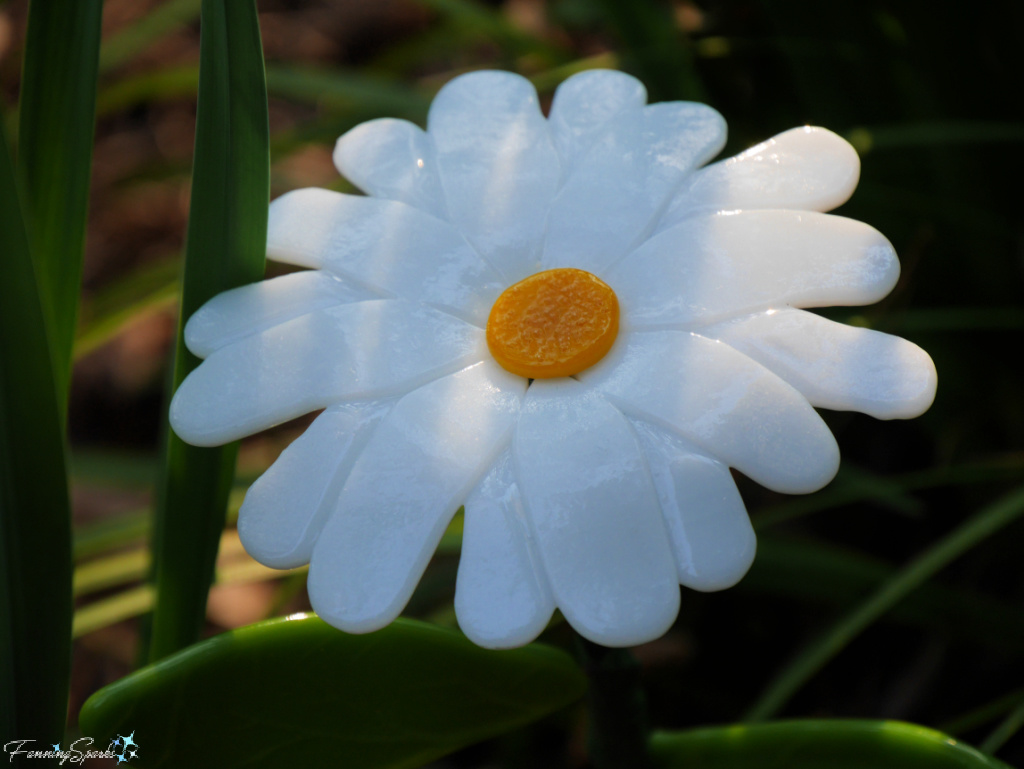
top-left (746, 484), bottom-right (1024, 722)
top-left (743, 536), bottom-right (1024, 651)
top-left (99, 0), bottom-right (203, 73)
top-left (651, 721), bottom-right (1012, 769)
top-left (0, 121), bottom-right (73, 744)
top-left (147, 0), bottom-right (269, 663)
top-left (981, 695), bottom-right (1024, 755)
top-left (81, 615), bottom-right (586, 768)
top-left (16, 0), bottom-right (103, 405)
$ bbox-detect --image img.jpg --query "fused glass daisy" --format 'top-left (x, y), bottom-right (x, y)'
top-left (170, 70), bottom-right (937, 649)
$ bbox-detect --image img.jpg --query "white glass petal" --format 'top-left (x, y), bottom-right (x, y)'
top-left (184, 270), bottom-right (374, 359)
top-left (609, 210), bottom-right (899, 329)
top-left (548, 69), bottom-right (646, 179)
top-left (267, 188), bottom-right (504, 325)
top-left (543, 101), bottom-right (726, 275)
top-left (333, 118), bottom-right (450, 220)
top-left (706, 307), bottom-right (937, 419)
top-left (428, 70), bottom-right (561, 282)
top-left (658, 126), bottom-right (860, 232)
top-left (169, 300), bottom-right (485, 446)
top-left (581, 330), bottom-right (839, 495)
top-left (455, 449), bottom-right (555, 649)
top-left (307, 361), bottom-right (526, 634)
top-left (513, 380), bottom-right (680, 647)
top-left (629, 418), bottom-right (756, 591)
top-left (238, 400), bottom-right (392, 569)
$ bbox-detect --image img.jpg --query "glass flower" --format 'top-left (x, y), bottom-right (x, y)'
top-left (170, 70), bottom-right (936, 649)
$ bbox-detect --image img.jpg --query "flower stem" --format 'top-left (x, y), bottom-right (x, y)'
top-left (574, 635), bottom-right (652, 769)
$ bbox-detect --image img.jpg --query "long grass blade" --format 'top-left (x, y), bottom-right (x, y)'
top-left (981, 695), bottom-right (1024, 755)
top-left (745, 484), bottom-right (1024, 722)
top-left (99, 0), bottom-right (203, 73)
top-left (755, 455), bottom-right (1024, 529)
top-left (147, 0), bottom-right (269, 662)
top-left (941, 689), bottom-right (1024, 737)
top-left (16, 0), bottom-right (103, 406)
top-left (0, 120), bottom-right (73, 745)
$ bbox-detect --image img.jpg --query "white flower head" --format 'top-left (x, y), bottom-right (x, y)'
top-left (170, 70), bottom-right (936, 649)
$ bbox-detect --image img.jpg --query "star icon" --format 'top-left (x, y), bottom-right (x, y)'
top-left (111, 736), bottom-right (123, 749)
top-left (121, 732), bottom-right (138, 751)
top-left (52, 744), bottom-right (60, 753)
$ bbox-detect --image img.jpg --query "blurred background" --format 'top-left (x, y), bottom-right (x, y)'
top-left (1, 0), bottom-right (1023, 765)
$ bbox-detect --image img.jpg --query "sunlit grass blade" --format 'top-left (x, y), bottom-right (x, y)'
top-left (0, 121), bottom-right (73, 744)
top-left (99, 0), bottom-right (203, 73)
top-left (16, 0), bottom-right (102, 406)
top-left (74, 526), bottom-right (302, 638)
top-left (652, 721), bottom-right (1012, 769)
top-left (74, 586), bottom-right (155, 640)
top-left (74, 484), bottom-right (247, 563)
top-left (74, 551), bottom-right (151, 598)
top-left (745, 484), bottom-right (1024, 722)
top-left (147, 0), bottom-right (269, 663)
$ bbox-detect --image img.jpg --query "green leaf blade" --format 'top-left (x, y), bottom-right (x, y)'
top-left (0, 122), bottom-right (73, 744)
top-left (651, 721), bottom-right (1013, 769)
top-left (147, 0), bottom-right (269, 663)
top-left (746, 484), bottom-right (1024, 722)
top-left (16, 0), bottom-right (103, 404)
top-left (82, 615), bottom-right (586, 768)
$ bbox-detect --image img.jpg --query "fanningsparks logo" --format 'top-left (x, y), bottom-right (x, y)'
top-left (4, 732), bottom-right (139, 764)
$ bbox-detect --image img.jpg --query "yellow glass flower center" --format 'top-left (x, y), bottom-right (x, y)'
top-left (486, 268), bottom-right (620, 379)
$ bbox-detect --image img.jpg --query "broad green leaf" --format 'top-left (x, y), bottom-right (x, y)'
top-left (81, 615), bottom-right (586, 768)
top-left (651, 721), bottom-right (1012, 769)
top-left (16, 0), bottom-right (102, 405)
top-left (0, 120), bottom-right (72, 743)
top-left (746, 484), bottom-right (1024, 722)
top-left (147, 0), bottom-right (269, 663)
